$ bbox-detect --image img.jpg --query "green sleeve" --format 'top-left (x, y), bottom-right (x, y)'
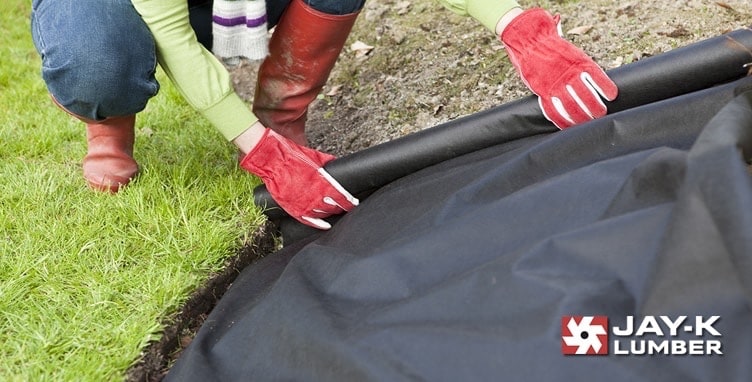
top-left (437, 0), bottom-right (520, 33)
top-left (130, 0), bottom-right (257, 141)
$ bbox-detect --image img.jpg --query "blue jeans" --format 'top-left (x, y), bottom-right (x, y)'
top-left (268, 0), bottom-right (366, 24)
top-left (30, 0), bottom-right (365, 121)
top-left (31, 0), bottom-right (159, 120)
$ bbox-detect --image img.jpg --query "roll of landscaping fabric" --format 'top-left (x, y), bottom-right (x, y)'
top-left (254, 28), bottom-right (752, 222)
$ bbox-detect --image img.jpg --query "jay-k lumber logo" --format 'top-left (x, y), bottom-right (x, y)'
top-left (561, 315), bottom-right (723, 356)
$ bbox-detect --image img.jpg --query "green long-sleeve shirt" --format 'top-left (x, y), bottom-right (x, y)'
top-left (441, 0), bottom-right (520, 33)
top-left (130, 0), bottom-right (520, 141)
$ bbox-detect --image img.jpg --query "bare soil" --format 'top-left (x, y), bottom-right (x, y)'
top-left (127, 1), bottom-right (751, 380)
top-left (231, 0), bottom-right (752, 155)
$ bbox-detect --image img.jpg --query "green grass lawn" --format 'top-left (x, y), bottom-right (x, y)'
top-left (0, 1), bottom-right (266, 380)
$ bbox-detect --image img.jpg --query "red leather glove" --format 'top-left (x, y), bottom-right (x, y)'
top-left (240, 128), bottom-right (359, 230)
top-left (500, 8), bottom-right (618, 129)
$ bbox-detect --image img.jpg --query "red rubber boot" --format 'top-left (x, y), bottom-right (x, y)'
top-left (253, 0), bottom-right (360, 146)
top-left (82, 115), bottom-right (139, 193)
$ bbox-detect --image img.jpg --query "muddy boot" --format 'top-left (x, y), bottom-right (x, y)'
top-left (82, 115), bottom-right (139, 193)
top-left (253, 0), bottom-right (360, 146)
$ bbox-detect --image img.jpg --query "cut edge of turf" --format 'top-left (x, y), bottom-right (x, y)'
top-left (125, 221), bottom-right (279, 382)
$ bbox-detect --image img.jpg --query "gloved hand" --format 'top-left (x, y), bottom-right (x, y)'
top-left (500, 8), bottom-right (618, 129)
top-left (239, 128), bottom-right (359, 229)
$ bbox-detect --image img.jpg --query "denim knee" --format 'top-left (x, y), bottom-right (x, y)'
top-left (46, 46), bottom-right (160, 121)
top-left (31, 0), bottom-right (160, 120)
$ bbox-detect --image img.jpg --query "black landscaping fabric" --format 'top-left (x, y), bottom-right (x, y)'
top-left (165, 73), bottom-right (752, 380)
